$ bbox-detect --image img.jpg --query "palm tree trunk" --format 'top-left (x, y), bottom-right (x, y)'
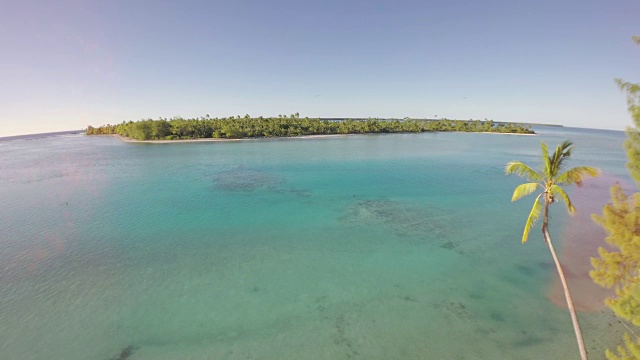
top-left (542, 202), bottom-right (588, 360)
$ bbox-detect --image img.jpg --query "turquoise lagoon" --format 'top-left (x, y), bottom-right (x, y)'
top-left (0, 128), bottom-right (630, 359)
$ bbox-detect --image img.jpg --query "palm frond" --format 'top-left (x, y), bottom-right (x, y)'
top-left (522, 193), bottom-right (543, 243)
top-left (541, 142), bottom-right (551, 178)
top-left (550, 140), bottom-right (573, 177)
top-left (557, 140), bottom-right (573, 155)
top-left (505, 161), bottom-right (543, 182)
top-left (511, 183), bottom-right (540, 202)
top-left (549, 185), bottom-right (575, 214)
top-left (555, 166), bottom-right (599, 186)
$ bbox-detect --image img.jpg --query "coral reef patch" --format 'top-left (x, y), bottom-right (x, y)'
top-left (212, 168), bottom-right (283, 192)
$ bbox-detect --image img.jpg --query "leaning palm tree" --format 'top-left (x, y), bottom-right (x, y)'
top-left (506, 140), bottom-right (599, 360)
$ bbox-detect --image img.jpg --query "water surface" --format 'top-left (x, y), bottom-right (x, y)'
top-left (0, 128), bottom-right (629, 359)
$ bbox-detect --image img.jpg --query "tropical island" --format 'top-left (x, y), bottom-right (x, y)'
top-left (85, 113), bottom-right (534, 141)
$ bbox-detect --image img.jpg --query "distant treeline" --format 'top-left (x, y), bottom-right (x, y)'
top-left (86, 114), bottom-right (534, 140)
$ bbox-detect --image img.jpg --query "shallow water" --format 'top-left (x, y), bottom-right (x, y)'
top-left (0, 128), bottom-right (630, 359)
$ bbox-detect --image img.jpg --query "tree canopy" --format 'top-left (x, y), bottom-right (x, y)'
top-left (591, 36), bottom-right (640, 360)
top-left (618, 36), bottom-right (640, 185)
top-left (86, 114), bottom-right (534, 140)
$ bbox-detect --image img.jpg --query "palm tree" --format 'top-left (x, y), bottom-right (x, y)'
top-left (506, 140), bottom-right (599, 360)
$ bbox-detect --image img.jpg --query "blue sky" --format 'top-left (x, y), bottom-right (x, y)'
top-left (1, 0), bottom-right (638, 136)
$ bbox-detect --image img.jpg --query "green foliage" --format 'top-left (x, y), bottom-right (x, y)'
top-left (592, 35), bottom-right (640, 359)
top-left (86, 114), bottom-right (534, 140)
top-left (511, 182), bottom-right (540, 202)
top-left (606, 333), bottom-right (640, 360)
top-left (592, 185), bottom-right (640, 326)
top-left (521, 193), bottom-right (544, 243)
top-left (616, 38), bottom-right (640, 186)
top-left (506, 141), bottom-right (599, 243)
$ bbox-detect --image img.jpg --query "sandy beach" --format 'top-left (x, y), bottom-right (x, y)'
top-left (111, 134), bottom-right (350, 143)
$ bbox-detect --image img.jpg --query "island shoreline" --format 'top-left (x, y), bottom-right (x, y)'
top-left (108, 132), bottom-right (535, 144)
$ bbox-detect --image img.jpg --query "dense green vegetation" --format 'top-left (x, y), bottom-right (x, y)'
top-left (506, 141), bottom-right (598, 360)
top-left (591, 36), bottom-right (640, 360)
top-left (86, 113), bottom-right (534, 140)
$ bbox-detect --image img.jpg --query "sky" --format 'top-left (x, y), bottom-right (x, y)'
top-left (0, 0), bottom-right (639, 136)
